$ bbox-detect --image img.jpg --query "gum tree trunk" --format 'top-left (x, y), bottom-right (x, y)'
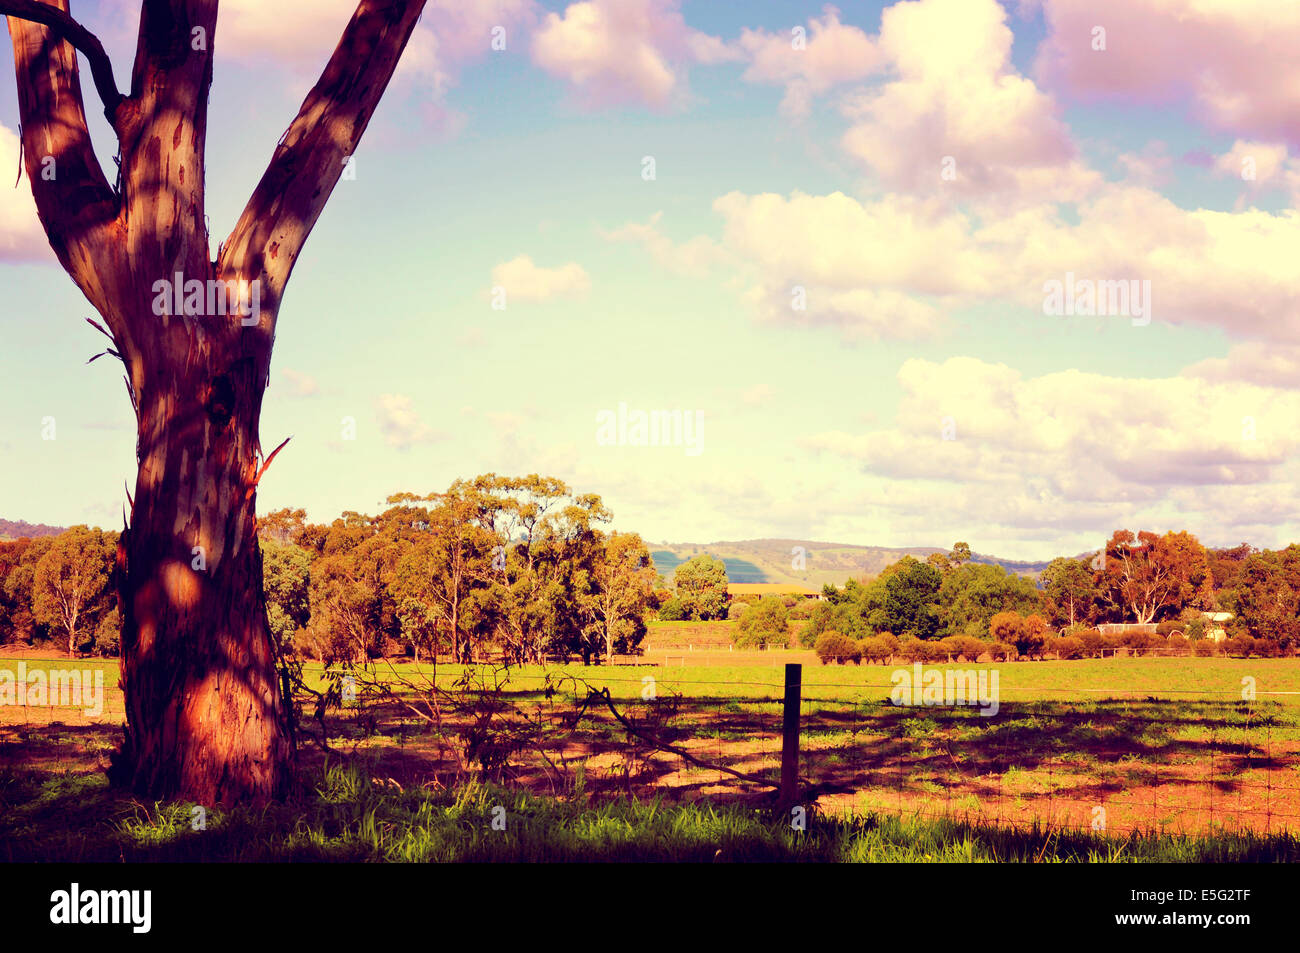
top-left (5, 0), bottom-right (427, 803)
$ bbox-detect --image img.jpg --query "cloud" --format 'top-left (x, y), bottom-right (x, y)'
top-left (1212, 140), bottom-right (1300, 204)
top-left (802, 355), bottom-right (1300, 542)
top-left (491, 254), bottom-right (590, 301)
top-left (738, 5), bottom-right (880, 117)
top-left (839, 0), bottom-right (1096, 201)
top-left (611, 174), bottom-right (1300, 345)
top-left (374, 394), bottom-right (438, 449)
top-left (0, 124), bottom-right (52, 263)
top-left (1035, 0), bottom-right (1300, 145)
top-left (531, 0), bottom-right (737, 109)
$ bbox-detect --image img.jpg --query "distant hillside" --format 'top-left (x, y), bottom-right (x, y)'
top-left (649, 538), bottom-right (1051, 589)
top-left (0, 518), bottom-right (65, 541)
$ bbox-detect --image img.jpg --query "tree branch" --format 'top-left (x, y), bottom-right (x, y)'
top-left (0, 0), bottom-right (123, 120)
top-left (218, 0), bottom-right (427, 327)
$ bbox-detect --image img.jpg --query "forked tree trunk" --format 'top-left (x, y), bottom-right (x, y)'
top-left (5, 0), bottom-right (427, 804)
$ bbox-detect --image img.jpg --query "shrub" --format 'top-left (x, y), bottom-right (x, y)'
top-left (1071, 628), bottom-right (1104, 658)
top-left (1167, 634), bottom-right (1189, 655)
top-left (815, 631), bottom-right (860, 665)
top-left (877, 631), bottom-right (900, 653)
top-left (986, 641), bottom-right (1013, 661)
top-left (921, 640), bottom-right (949, 663)
top-left (1156, 620), bottom-right (1183, 637)
top-left (788, 600), bottom-right (815, 621)
top-left (1193, 639), bottom-right (1216, 657)
top-left (1054, 635), bottom-right (1085, 660)
top-left (725, 601), bottom-right (750, 621)
top-left (938, 637), bottom-right (964, 660)
top-left (1184, 617), bottom-right (1207, 640)
top-left (658, 597), bottom-right (686, 622)
top-left (1222, 635), bottom-right (1252, 657)
top-left (1123, 630), bottom-right (1157, 655)
top-left (860, 637), bottom-right (891, 664)
top-left (895, 636), bottom-right (926, 663)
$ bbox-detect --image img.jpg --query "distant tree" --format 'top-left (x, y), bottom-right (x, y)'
top-left (32, 526), bottom-right (115, 656)
top-left (1223, 546), bottom-right (1300, 652)
top-left (938, 562), bottom-right (1038, 638)
top-left (261, 541), bottom-right (313, 651)
top-left (735, 596), bottom-right (790, 648)
top-left (673, 555), bottom-right (730, 620)
top-left (926, 551), bottom-right (952, 573)
top-left (1040, 557), bottom-right (1099, 627)
top-left (1100, 530), bottom-right (1212, 624)
top-left (865, 556), bottom-right (942, 640)
top-left (576, 532), bottom-right (657, 662)
top-left (658, 597), bottom-right (686, 621)
top-left (257, 508), bottom-right (309, 546)
top-left (949, 542), bottom-right (973, 566)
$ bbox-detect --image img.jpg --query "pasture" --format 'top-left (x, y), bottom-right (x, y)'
top-left (4, 649), bottom-right (1300, 859)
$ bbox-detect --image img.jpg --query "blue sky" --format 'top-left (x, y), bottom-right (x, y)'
top-left (2, 0), bottom-right (1299, 560)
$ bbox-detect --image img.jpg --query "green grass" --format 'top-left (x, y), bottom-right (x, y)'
top-left (2, 762), bottom-right (1296, 862)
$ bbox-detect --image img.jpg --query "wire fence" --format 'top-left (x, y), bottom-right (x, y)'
top-left (3, 654), bottom-right (1299, 839)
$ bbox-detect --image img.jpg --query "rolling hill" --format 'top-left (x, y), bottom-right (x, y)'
top-left (649, 538), bottom-right (1053, 589)
top-left (0, 518), bottom-right (65, 541)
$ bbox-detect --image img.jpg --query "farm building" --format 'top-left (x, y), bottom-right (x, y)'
top-left (1202, 611), bottom-right (1233, 642)
top-left (727, 583), bottom-right (822, 601)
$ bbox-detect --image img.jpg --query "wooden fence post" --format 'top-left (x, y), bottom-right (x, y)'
top-left (780, 663), bottom-right (802, 808)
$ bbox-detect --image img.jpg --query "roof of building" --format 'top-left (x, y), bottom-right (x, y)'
top-left (727, 583), bottom-right (820, 596)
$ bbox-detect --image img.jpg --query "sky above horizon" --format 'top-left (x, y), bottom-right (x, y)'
top-left (2, 0), bottom-right (1299, 561)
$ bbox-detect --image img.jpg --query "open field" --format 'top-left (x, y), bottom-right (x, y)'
top-left (4, 651), bottom-right (1300, 851)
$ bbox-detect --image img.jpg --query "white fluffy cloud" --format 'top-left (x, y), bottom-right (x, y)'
top-left (491, 255), bottom-right (590, 301)
top-left (531, 0), bottom-right (737, 109)
top-left (803, 355), bottom-right (1300, 544)
top-left (840, 0), bottom-right (1095, 200)
top-left (615, 181), bottom-right (1300, 343)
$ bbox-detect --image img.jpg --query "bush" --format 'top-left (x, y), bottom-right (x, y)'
top-left (658, 597), bottom-right (686, 622)
top-left (860, 637), bottom-right (891, 664)
top-left (725, 601), bottom-right (750, 621)
top-left (877, 631), bottom-right (900, 653)
top-left (986, 641), bottom-right (1013, 661)
top-left (1053, 635), bottom-right (1085, 660)
top-left (948, 636), bottom-right (986, 661)
top-left (1155, 620), bottom-right (1183, 637)
top-left (815, 631), bottom-right (860, 665)
top-left (1193, 639), bottom-right (1217, 657)
top-left (1222, 635), bottom-right (1252, 657)
top-left (1167, 634), bottom-right (1189, 655)
top-left (788, 600), bottom-right (815, 621)
top-left (1184, 617), bottom-right (1207, 640)
top-left (919, 640), bottom-right (948, 663)
top-left (1123, 630), bottom-right (1157, 655)
top-left (1068, 627), bottom-right (1104, 658)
